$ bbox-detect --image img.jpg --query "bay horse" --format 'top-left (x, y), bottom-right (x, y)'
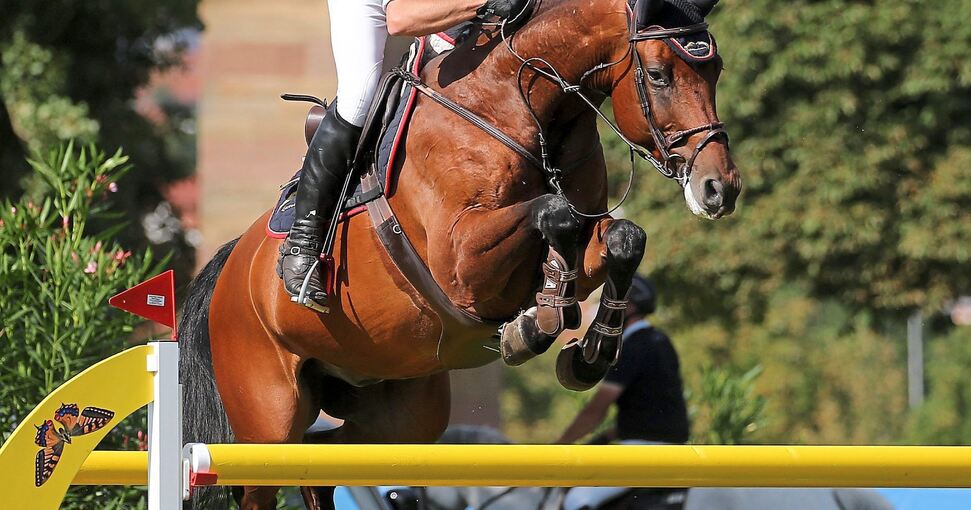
top-left (181, 0), bottom-right (740, 508)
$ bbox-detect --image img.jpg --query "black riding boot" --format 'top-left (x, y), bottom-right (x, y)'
top-left (278, 109), bottom-right (361, 312)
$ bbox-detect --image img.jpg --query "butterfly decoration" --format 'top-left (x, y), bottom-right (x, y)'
top-left (33, 403), bottom-right (115, 487)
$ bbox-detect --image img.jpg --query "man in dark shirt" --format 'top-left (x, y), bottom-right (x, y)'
top-left (557, 274), bottom-right (689, 445)
top-left (557, 275), bottom-right (689, 510)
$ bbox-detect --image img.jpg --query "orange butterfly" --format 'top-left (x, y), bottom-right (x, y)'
top-left (33, 403), bottom-right (114, 486)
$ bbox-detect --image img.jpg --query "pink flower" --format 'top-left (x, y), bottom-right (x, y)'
top-left (62, 216), bottom-right (70, 230)
top-left (108, 182), bottom-right (118, 193)
top-left (84, 261), bottom-right (97, 274)
top-left (10, 207), bottom-right (16, 214)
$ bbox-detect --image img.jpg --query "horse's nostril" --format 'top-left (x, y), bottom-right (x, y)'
top-left (702, 179), bottom-right (723, 210)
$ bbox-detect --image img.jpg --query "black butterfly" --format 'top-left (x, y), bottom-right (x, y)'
top-left (34, 403), bottom-right (115, 486)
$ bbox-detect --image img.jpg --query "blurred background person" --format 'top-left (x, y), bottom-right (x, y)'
top-left (558, 274), bottom-right (689, 510)
top-left (558, 275), bottom-right (689, 446)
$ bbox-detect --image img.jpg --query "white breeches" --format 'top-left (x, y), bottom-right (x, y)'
top-left (327, 0), bottom-right (391, 126)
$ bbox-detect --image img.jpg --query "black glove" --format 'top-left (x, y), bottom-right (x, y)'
top-left (477, 0), bottom-right (529, 20)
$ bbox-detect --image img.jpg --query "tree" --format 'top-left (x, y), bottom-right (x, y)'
top-left (0, 0), bottom-right (201, 259)
top-left (499, 1), bottom-right (971, 445)
top-left (619, 0), bottom-right (971, 320)
top-left (590, 0), bottom-right (969, 443)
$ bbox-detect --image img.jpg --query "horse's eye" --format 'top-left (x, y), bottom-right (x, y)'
top-left (646, 68), bottom-right (669, 86)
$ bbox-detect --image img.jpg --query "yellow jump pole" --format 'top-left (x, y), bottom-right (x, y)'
top-left (170, 444), bottom-right (971, 488)
top-left (74, 451), bottom-right (148, 486)
top-left (0, 346), bottom-right (155, 509)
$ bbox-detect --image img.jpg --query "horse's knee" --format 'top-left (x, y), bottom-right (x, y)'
top-left (533, 194), bottom-right (581, 249)
top-left (605, 219), bottom-right (646, 271)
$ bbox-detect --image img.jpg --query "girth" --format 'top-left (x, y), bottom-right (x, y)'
top-left (357, 70), bottom-right (504, 369)
top-left (359, 162), bottom-right (503, 370)
top-left (284, 68), bottom-right (505, 370)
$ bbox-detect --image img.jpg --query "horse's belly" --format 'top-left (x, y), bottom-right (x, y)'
top-left (238, 212), bottom-right (448, 380)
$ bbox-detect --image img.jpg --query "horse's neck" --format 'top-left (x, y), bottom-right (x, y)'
top-left (477, 0), bottom-right (628, 123)
top-left (432, 0), bottom-right (625, 140)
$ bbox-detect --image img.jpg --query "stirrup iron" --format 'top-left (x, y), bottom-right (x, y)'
top-left (292, 258), bottom-right (330, 314)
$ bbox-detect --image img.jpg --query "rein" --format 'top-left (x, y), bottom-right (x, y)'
top-left (399, 1), bottom-right (729, 217)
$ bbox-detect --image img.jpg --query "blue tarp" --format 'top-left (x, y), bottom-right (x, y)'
top-left (877, 489), bottom-right (971, 510)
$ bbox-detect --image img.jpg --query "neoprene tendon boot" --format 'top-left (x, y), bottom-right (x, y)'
top-left (279, 108), bottom-right (361, 312)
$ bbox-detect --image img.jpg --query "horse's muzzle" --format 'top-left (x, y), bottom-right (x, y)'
top-left (690, 170), bottom-right (739, 219)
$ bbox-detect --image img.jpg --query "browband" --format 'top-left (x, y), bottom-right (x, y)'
top-left (630, 21), bottom-right (708, 41)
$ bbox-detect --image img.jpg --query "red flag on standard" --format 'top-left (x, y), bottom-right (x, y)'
top-left (109, 270), bottom-right (177, 338)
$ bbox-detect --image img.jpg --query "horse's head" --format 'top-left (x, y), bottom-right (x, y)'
top-left (608, 0), bottom-right (740, 219)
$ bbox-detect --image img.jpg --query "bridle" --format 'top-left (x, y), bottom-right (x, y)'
top-left (397, 0), bottom-right (731, 216)
top-left (629, 22), bottom-right (728, 186)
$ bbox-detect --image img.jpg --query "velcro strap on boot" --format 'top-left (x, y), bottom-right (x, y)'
top-left (590, 323), bottom-right (623, 337)
top-left (536, 294), bottom-right (578, 308)
top-left (579, 277), bottom-right (630, 365)
top-left (542, 263), bottom-right (578, 282)
top-left (602, 296), bottom-right (628, 310)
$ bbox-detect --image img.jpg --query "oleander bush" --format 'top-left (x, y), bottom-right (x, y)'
top-left (0, 142), bottom-right (163, 508)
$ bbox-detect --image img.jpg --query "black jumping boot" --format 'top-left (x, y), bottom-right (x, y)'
top-left (278, 108), bottom-right (361, 312)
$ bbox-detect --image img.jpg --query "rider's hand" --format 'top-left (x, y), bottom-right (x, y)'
top-left (477, 0), bottom-right (530, 20)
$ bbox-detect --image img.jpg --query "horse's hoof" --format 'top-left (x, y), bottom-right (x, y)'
top-left (556, 341), bottom-right (611, 391)
top-left (500, 308), bottom-right (554, 366)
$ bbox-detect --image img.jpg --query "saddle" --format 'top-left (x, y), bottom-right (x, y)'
top-left (267, 26), bottom-right (471, 237)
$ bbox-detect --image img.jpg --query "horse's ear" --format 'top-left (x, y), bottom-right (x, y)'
top-left (688, 0), bottom-right (719, 17)
top-left (634, 0), bottom-right (666, 26)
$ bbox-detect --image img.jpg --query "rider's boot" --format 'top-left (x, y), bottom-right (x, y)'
top-left (278, 108), bottom-right (361, 313)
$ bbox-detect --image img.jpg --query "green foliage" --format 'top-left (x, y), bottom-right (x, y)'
top-left (597, 0), bottom-right (971, 443)
top-left (0, 0), bottom-right (201, 259)
top-left (0, 32), bottom-right (99, 152)
top-left (502, 351), bottom-right (591, 442)
top-left (907, 325), bottom-right (971, 444)
top-left (624, 0), bottom-right (971, 320)
top-left (687, 364), bottom-right (766, 445)
top-left (504, 0), bottom-right (971, 446)
top-left (0, 143), bottom-right (161, 507)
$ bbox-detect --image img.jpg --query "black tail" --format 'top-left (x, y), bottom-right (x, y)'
top-left (180, 238), bottom-right (239, 509)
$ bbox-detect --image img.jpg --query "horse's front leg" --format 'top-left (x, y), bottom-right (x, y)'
top-left (557, 218), bottom-right (647, 390)
top-left (498, 194), bottom-right (586, 365)
top-left (437, 193), bottom-right (583, 363)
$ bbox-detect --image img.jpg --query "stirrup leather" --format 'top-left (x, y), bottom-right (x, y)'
top-left (534, 247), bottom-right (580, 336)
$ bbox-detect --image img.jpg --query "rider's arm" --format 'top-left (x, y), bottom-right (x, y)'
top-left (556, 382), bottom-right (624, 444)
top-left (385, 0), bottom-right (486, 37)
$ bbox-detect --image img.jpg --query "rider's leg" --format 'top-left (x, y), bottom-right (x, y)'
top-left (279, 0), bottom-right (387, 311)
top-left (329, 0), bottom-right (389, 127)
